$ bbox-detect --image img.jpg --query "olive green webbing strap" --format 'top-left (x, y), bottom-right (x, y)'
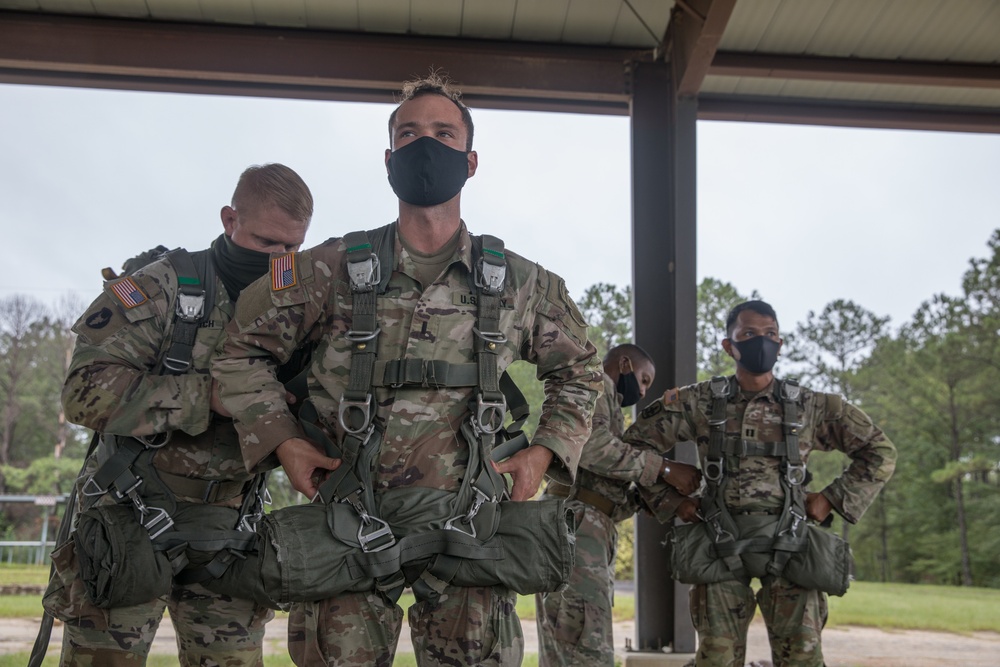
top-left (763, 380), bottom-right (809, 581)
top-left (160, 248), bottom-right (215, 375)
top-left (701, 376), bottom-right (750, 584)
top-left (416, 235), bottom-right (514, 600)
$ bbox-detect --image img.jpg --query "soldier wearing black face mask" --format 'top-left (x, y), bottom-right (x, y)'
top-left (46, 164), bottom-right (314, 666)
top-left (625, 300), bottom-right (897, 667)
top-left (537, 343), bottom-right (701, 667)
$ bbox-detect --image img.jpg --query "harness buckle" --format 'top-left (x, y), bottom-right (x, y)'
top-left (137, 432), bottom-right (171, 448)
top-left (474, 258), bottom-right (506, 295)
top-left (338, 395), bottom-right (373, 434)
top-left (709, 376), bottom-right (730, 399)
top-left (175, 292), bottom-right (206, 321)
top-left (162, 355), bottom-right (193, 373)
top-left (346, 327), bottom-right (381, 343)
top-left (81, 475), bottom-right (108, 497)
top-left (708, 519), bottom-right (734, 544)
top-left (444, 487), bottom-right (491, 538)
top-left (779, 508), bottom-right (806, 537)
top-left (358, 515), bottom-right (396, 552)
top-left (113, 474), bottom-right (144, 501)
top-left (784, 462), bottom-right (807, 486)
top-left (472, 394), bottom-right (506, 435)
top-left (472, 327), bottom-right (508, 346)
top-left (141, 505), bottom-right (175, 540)
top-left (347, 253), bottom-right (380, 292)
top-left (781, 380), bottom-right (802, 401)
top-left (704, 457), bottom-right (725, 483)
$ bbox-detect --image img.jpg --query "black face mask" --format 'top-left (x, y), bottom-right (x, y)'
top-left (616, 371), bottom-right (642, 408)
top-left (387, 136), bottom-right (470, 207)
top-left (731, 336), bottom-right (781, 374)
top-left (212, 234), bottom-right (272, 301)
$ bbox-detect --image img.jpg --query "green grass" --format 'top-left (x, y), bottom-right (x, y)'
top-left (0, 563), bottom-right (50, 586)
top-left (826, 580), bottom-right (1000, 634)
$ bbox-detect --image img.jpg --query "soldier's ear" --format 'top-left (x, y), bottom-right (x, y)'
top-left (221, 206), bottom-right (238, 235)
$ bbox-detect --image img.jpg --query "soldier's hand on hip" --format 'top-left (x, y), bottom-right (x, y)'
top-left (493, 445), bottom-right (554, 501)
top-left (805, 491), bottom-right (833, 523)
top-left (662, 460), bottom-right (702, 496)
top-left (276, 437), bottom-right (342, 499)
top-left (676, 498), bottom-right (701, 523)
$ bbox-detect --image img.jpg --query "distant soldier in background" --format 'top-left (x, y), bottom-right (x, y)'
top-left (537, 343), bottom-right (701, 666)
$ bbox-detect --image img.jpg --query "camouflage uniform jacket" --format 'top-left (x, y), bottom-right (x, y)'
top-left (624, 376), bottom-right (896, 522)
top-left (63, 239), bottom-right (253, 502)
top-left (553, 373), bottom-right (665, 523)
top-left (214, 221), bottom-right (603, 492)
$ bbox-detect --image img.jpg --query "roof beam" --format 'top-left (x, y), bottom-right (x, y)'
top-left (0, 10), bottom-right (643, 114)
top-left (699, 95), bottom-right (1000, 134)
top-left (668, 0), bottom-right (738, 97)
top-left (710, 52), bottom-right (1000, 90)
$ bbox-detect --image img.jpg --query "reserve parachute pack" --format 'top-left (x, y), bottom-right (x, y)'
top-left (205, 223), bottom-right (577, 609)
top-left (669, 376), bottom-right (854, 596)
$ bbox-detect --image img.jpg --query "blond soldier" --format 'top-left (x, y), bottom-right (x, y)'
top-left (45, 164), bottom-right (312, 666)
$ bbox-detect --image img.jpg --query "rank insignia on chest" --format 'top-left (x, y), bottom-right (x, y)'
top-left (109, 277), bottom-right (147, 308)
top-left (272, 253), bottom-right (297, 291)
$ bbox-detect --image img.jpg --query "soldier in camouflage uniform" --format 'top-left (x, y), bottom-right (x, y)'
top-left (624, 300), bottom-right (897, 667)
top-left (44, 164), bottom-right (313, 666)
top-left (536, 344), bottom-right (701, 666)
top-left (212, 74), bottom-right (603, 666)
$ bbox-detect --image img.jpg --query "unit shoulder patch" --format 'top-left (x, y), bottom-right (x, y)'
top-left (640, 400), bottom-right (664, 419)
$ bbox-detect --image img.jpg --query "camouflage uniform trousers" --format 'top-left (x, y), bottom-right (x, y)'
top-left (690, 576), bottom-right (827, 667)
top-left (536, 500), bottom-right (617, 667)
top-left (288, 583), bottom-right (524, 666)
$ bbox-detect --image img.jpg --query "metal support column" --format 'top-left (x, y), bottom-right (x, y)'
top-left (629, 59), bottom-right (699, 657)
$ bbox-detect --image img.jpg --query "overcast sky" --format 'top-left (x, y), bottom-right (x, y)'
top-left (2, 83), bottom-right (999, 336)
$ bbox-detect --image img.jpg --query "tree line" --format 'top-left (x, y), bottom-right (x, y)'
top-left (3, 231), bottom-right (1000, 587)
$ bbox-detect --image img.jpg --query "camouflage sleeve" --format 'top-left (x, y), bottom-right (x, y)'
top-left (814, 395), bottom-right (897, 523)
top-left (213, 251), bottom-right (323, 472)
top-left (623, 386), bottom-right (698, 455)
top-left (579, 385), bottom-right (663, 488)
top-left (522, 270), bottom-right (603, 485)
top-left (61, 267), bottom-right (211, 437)
top-left (636, 481), bottom-right (686, 523)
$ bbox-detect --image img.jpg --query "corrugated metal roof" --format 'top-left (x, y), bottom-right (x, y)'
top-left (1, 0), bottom-right (998, 130)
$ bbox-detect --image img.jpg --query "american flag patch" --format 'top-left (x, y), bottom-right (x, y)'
top-left (109, 277), bottom-right (147, 308)
top-left (272, 253), bottom-right (297, 290)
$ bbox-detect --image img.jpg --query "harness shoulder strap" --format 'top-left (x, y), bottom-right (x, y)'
top-left (160, 248), bottom-right (216, 375)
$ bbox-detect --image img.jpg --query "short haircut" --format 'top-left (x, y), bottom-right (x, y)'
top-left (387, 71), bottom-right (475, 151)
top-left (725, 300), bottom-right (779, 337)
top-left (232, 163), bottom-right (313, 223)
top-left (604, 343), bottom-right (654, 369)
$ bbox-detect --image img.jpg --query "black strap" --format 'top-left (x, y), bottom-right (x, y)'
top-left (160, 248), bottom-right (216, 375)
